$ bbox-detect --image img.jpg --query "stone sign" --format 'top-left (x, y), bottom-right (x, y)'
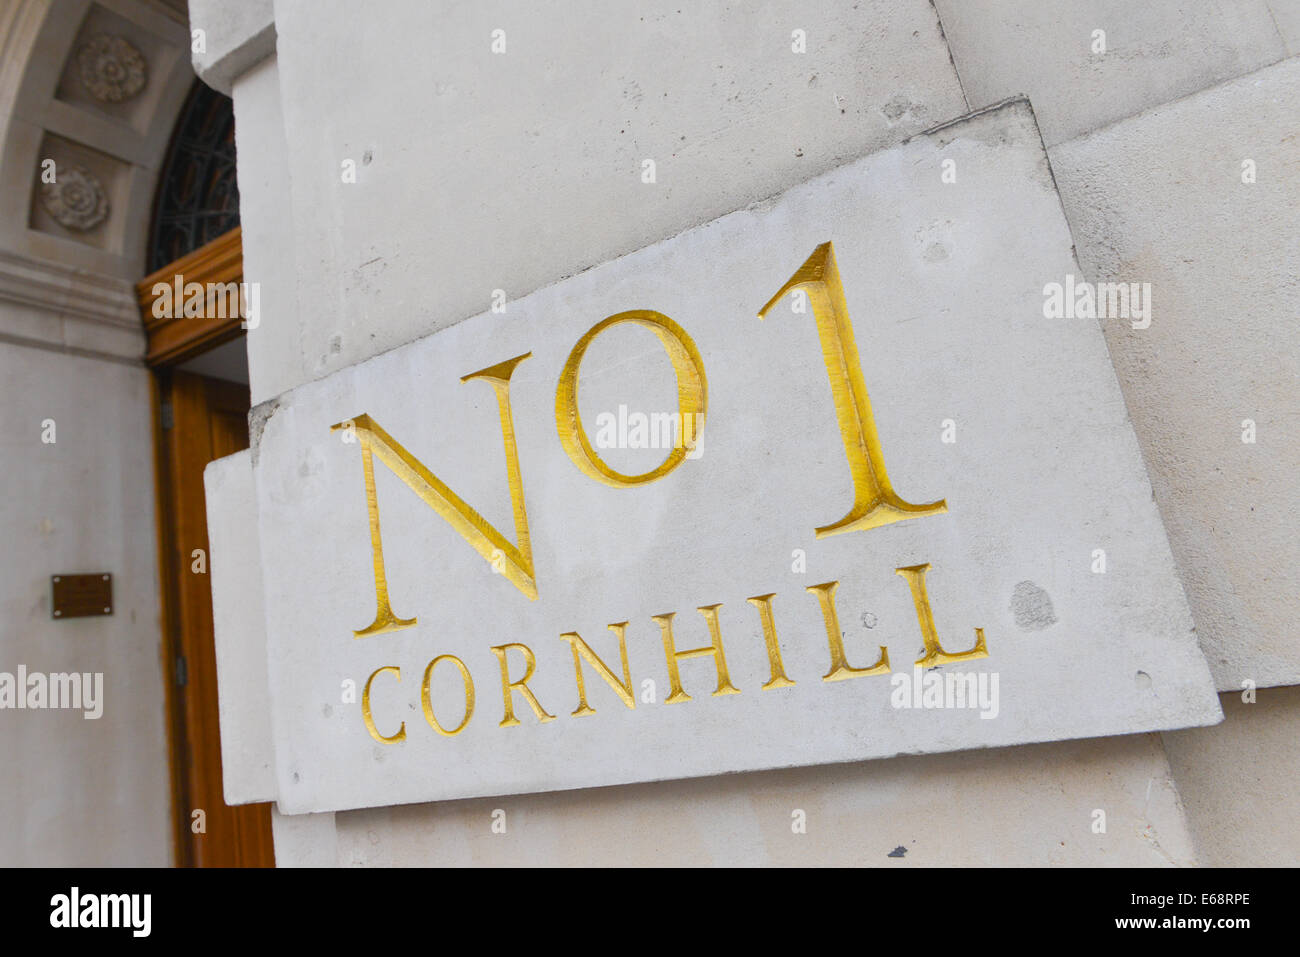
top-left (248, 101), bottom-right (1220, 813)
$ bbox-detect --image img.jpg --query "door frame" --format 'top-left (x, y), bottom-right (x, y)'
top-left (138, 226), bottom-right (255, 866)
top-left (137, 227), bottom-right (246, 367)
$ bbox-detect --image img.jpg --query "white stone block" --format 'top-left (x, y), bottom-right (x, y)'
top-left (270, 807), bottom-right (336, 866)
top-left (205, 450), bottom-right (277, 804)
top-left (253, 0), bottom-right (968, 399)
top-left (232, 55), bottom-right (299, 407)
top-left (252, 100), bottom-right (1220, 815)
top-left (188, 0), bottom-right (275, 95)
top-left (334, 732), bottom-right (1199, 866)
top-left (934, 0), bottom-right (1289, 145)
top-left (1050, 57), bottom-right (1300, 691)
top-left (1267, 2), bottom-right (1300, 55)
top-left (1163, 687), bottom-right (1300, 866)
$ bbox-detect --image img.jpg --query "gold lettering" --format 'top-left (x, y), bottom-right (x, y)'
top-left (555, 310), bottom-right (707, 487)
top-left (421, 654), bottom-right (475, 736)
top-left (560, 624), bottom-right (636, 716)
top-left (332, 352), bottom-right (536, 637)
top-left (745, 593), bottom-right (796, 689)
top-left (895, 563), bottom-right (988, 666)
top-left (362, 665), bottom-right (406, 744)
top-left (652, 605), bottom-right (741, 704)
top-left (758, 242), bottom-right (946, 537)
top-left (491, 643), bottom-right (556, 727)
top-left (805, 581), bottom-right (890, 681)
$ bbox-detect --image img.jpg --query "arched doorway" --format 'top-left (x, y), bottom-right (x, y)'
top-left (136, 80), bottom-right (273, 868)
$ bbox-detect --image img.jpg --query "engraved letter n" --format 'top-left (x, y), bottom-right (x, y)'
top-left (331, 353), bottom-right (537, 638)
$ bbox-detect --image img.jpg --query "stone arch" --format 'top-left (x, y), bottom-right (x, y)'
top-left (0, 0), bottom-right (202, 361)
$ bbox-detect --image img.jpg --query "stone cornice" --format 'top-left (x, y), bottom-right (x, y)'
top-left (0, 247), bottom-right (139, 329)
top-left (189, 0), bottom-right (276, 95)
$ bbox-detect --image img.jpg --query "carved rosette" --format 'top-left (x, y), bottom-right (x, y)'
top-left (41, 166), bottom-right (110, 231)
top-left (77, 34), bottom-right (147, 103)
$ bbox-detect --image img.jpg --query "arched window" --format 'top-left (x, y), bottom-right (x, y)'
top-left (147, 80), bottom-right (239, 273)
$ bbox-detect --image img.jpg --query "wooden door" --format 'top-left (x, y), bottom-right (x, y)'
top-left (155, 369), bottom-right (275, 867)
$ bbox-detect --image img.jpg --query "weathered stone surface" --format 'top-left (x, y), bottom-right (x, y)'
top-left (334, 733), bottom-right (1199, 866)
top-left (1050, 58), bottom-right (1300, 691)
top-left (0, 345), bottom-right (168, 864)
top-left (251, 100), bottom-right (1220, 814)
top-left (249, 0), bottom-right (968, 402)
top-left (269, 808), bottom-right (335, 867)
top-left (204, 450), bottom-right (276, 804)
top-left (1267, 2), bottom-right (1300, 55)
top-left (188, 0), bottom-right (275, 95)
top-left (934, 0), bottom-right (1289, 145)
top-left (231, 57), bottom-right (298, 422)
top-left (1162, 687), bottom-right (1300, 867)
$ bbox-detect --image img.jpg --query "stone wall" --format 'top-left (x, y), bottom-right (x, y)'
top-left (0, 0), bottom-right (197, 867)
top-left (196, 0), bottom-right (1300, 866)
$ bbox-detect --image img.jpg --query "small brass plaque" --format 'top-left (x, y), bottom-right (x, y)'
top-left (51, 574), bottom-right (113, 619)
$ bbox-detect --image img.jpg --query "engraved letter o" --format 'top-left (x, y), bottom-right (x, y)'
top-left (555, 310), bottom-right (707, 487)
top-left (421, 654), bottom-right (475, 737)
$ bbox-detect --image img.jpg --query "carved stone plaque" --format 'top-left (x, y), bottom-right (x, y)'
top-left (247, 100), bottom-right (1221, 814)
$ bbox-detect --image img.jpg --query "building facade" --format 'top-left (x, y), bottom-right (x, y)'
top-left (1, 0), bottom-right (1297, 866)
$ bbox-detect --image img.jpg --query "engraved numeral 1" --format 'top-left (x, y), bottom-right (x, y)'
top-left (758, 241), bottom-right (946, 538)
